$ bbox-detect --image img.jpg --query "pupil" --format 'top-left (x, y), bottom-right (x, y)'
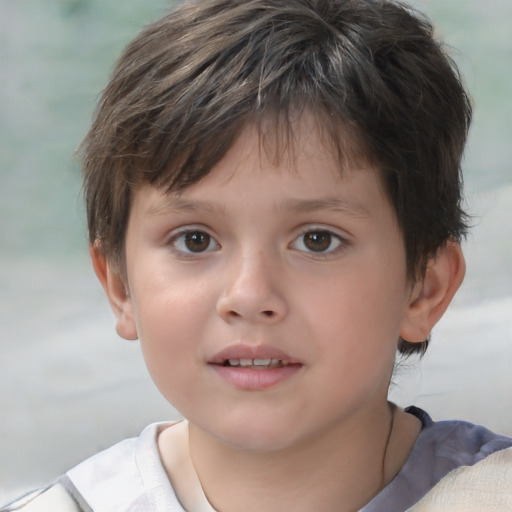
top-left (185, 232), bottom-right (210, 252)
top-left (304, 231), bottom-right (331, 252)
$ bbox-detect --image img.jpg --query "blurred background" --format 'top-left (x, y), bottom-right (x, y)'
top-left (0, 0), bottom-right (510, 503)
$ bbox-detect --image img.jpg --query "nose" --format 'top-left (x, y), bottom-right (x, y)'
top-left (216, 251), bottom-right (288, 324)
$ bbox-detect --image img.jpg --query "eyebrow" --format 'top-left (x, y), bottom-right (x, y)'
top-left (144, 198), bottom-right (225, 217)
top-left (145, 196), bottom-right (370, 218)
top-left (281, 198), bottom-right (370, 218)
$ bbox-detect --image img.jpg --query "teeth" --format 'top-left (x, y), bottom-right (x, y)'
top-left (225, 358), bottom-right (285, 368)
top-left (253, 359), bottom-right (271, 366)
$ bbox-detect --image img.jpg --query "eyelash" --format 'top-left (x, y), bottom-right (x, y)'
top-left (167, 228), bottom-right (220, 256)
top-left (166, 227), bottom-right (349, 258)
top-left (290, 228), bottom-right (349, 257)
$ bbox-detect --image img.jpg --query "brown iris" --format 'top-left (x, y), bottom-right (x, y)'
top-left (303, 231), bottom-right (332, 252)
top-left (184, 231), bottom-right (211, 252)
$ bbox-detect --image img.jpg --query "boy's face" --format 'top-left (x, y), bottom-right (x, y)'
top-left (115, 122), bottom-right (417, 452)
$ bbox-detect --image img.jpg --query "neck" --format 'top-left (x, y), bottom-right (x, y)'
top-left (186, 402), bottom-right (414, 512)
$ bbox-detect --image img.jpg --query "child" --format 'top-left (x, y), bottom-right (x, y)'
top-left (4, 0), bottom-right (512, 510)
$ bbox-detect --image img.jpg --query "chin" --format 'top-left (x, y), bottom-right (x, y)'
top-left (206, 413), bottom-right (309, 454)
top-left (220, 430), bottom-right (296, 453)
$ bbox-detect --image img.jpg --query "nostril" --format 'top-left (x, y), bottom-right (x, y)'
top-left (262, 310), bottom-right (274, 317)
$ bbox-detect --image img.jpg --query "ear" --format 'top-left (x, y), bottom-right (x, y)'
top-left (90, 243), bottom-right (138, 341)
top-left (400, 240), bottom-right (465, 343)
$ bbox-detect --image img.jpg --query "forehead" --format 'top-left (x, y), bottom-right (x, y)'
top-left (212, 119), bottom-right (341, 181)
top-left (140, 108), bottom-right (376, 198)
top-left (172, 112), bottom-right (375, 190)
top-left (244, 111), bottom-right (371, 175)
top-left (132, 121), bottom-right (390, 225)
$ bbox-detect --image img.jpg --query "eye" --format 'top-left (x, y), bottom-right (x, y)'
top-left (170, 230), bottom-right (219, 254)
top-left (291, 229), bottom-right (345, 254)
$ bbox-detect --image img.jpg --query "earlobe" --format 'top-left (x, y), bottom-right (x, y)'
top-left (89, 243), bottom-right (138, 341)
top-left (400, 240), bottom-right (466, 343)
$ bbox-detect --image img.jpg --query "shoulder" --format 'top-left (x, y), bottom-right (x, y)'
top-left (65, 421), bottom-right (185, 511)
top-left (361, 407), bottom-right (512, 512)
top-left (408, 446), bottom-right (512, 511)
top-left (402, 408), bottom-right (512, 509)
top-left (2, 422), bottom-right (184, 512)
top-left (0, 482), bottom-right (83, 512)
top-left (412, 409), bottom-right (512, 469)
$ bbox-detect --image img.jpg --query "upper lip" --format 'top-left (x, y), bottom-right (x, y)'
top-left (208, 344), bottom-right (301, 365)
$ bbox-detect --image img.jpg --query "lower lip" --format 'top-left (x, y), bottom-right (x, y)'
top-left (209, 364), bottom-right (302, 390)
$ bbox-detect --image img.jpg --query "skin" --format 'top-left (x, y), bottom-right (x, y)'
top-left (92, 121), bottom-right (465, 511)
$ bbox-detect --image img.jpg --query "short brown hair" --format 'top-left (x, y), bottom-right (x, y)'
top-left (81, 0), bottom-right (472, 355)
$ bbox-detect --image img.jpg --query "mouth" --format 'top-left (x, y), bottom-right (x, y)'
top-left (220, 358), bottom-right (292, 369)
top-left (209, 344), bottom-right (301, 367)
top-left (208, 344), bottom-right (302, 390)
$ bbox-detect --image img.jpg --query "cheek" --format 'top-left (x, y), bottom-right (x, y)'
top-left (135, 295), bottom-right (206, 352)
top-left (134, 299), bottom-right (207, 412)
top-left (304, 260), bottom-right (407, 359)
top-left (129, 274), bottom-right (215, 387)
top-left (132, 263), bottom-right (214, 335)
top-left (307, 287), bottom-right (400, 405)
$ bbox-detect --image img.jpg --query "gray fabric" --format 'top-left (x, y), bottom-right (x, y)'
top-left (361, 406), bottom-right (512, 512)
